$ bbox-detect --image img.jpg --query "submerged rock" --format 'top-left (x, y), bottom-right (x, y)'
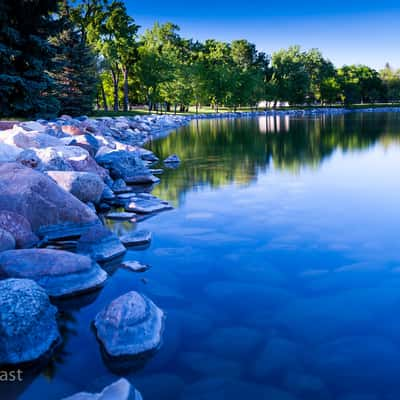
top-left (0, 211), bottom-right (39, 248)
top-left (94, 291), bottom-right (164, 358)
top-left (120, 230), bottom-right (152, 246)
top-left (0, 229), bottom-right (16, 252)
top-left (63, 378), bottom-right (143, 400)
top-left (0, 278), bottom-right (60, 365)
top-left (96, 149), bottom-right (159, 184)
top-left (77, 225), bottom-right (126, 263)
top-left (121, 261), bottom-right (150, 273)
top-left (46, 171), bottom-right (105, 204)
top-left (125, 193), bottom-right (173, 214)
top-left (0, 249), bottom-right (107, 298)
top-left (0, 163), bottom-right (99, 232)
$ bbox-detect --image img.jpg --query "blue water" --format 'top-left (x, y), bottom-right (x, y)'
top-left (3, 112), bottom-right (400, 399)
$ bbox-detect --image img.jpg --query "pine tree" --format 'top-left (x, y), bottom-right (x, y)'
top-left (0, 0), bottom-right (60, 118)
top-left (50, 6), bottom-right (98, 116)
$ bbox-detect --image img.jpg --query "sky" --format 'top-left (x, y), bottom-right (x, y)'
top-left (124, 0), bottom-right (400, 70)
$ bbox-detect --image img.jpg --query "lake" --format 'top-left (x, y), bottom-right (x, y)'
top-left (4, 111), bottom-right (400, 399)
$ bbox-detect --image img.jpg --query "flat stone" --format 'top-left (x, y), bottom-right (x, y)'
top-left (0, 278), bottom-right (60, 365)
top-left (94, 291), bottom-right (164, 358)
top-left (37, 221), bottom-right (100, 242)
top-left (120, 230), bottom-right (152, 246)
top-left (62, 378), bottom-right (143, 400)
top-left (121, 261), bottom-right (150, 273)
top-left (0, 249), bottom-right (107, 298)
top-left (105, 212), bottom-right (136, 221)
top-left (0, 229), bottom-right (16, 252)
top-left (77, 225), bottom-right (126, 263)
top-left (125, 194), bottom-right (173, 214)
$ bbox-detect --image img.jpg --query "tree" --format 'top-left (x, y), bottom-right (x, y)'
top-left (0, 0), bottom-right (60, 118)
top-left (380, 63), bottom-right (400, 102)
top-left (49, 3), bottom-right (98, 116)
top-left (271, 46), bottom-right (310, 105)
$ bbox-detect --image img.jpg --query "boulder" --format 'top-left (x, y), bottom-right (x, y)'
top-left (96, 149), bottom-right (159, 184)
top-left (0, 249), bottom-right (107, 297)
top-left (62, 378), bottom-right (143, 400)
top-left (77, 225), bottom-right (126, 263)
top-left (19, 146), bottom-right (108, 179)
top-left (125, 193), bottom-right (173, 214)
top-left (1, 126), bottom-right (63, 149)
top-left (68, 134), bottom-right (101, 157)
top-left (61, 124), bottom-right (85, 136)
top-left (120, 230), bottom-right (152, 247)
top-left (0, 163), bottom-right (99, 232)
top-left (0, 229), bottom-right (16, 252)
top-left (0, 142), bottom-right (22, 162)
top-left (46, 171), bottom-right (105, 204)
top-left (94, 291), bottom-right (164, 358)
top-left (0, 278), bottom-right (59, 365)
top-left (0, 211), bottom-right (39, 248)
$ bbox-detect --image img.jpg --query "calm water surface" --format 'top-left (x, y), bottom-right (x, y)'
top-left (4, 112), bottom-right (400, 400)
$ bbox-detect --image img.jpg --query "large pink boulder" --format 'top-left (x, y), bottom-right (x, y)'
top-left (0, 163), bottom-right (99, 232)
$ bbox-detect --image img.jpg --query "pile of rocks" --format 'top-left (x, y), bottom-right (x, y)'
top-left (0, 114), bottom-right (184, 398)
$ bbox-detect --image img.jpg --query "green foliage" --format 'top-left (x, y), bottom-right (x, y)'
top-left (49, 6), bottom-right (98, 116)
top-left (0, 0), bottom-right (60, 118)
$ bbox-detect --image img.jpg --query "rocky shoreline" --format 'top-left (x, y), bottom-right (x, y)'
top-left (0, 107), bottom-right (400, 399)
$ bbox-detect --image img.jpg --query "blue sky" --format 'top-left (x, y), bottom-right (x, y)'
top-left (125, 0), bottom-right (400, 69)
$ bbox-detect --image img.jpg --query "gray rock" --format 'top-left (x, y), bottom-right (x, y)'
top-left (101, 186), bottom-right (115, 202)
top-left (0, 278), bottom-right (60, 365)
top-left (120, 230), bottom-right (152, 246)
top-left (125, 194), bottom-right (173, 214)
top-left (68, 134), bottom-right (101, 157)
top-left (1, 126), bottom-right (63, 149)
top-left (94, 291), bottom-right (164, 358)
top-left (46, 171), bottom-right (105, 204)
top-left (0, 142), bottom-right (22, 162)
top-left (105, 212), bottom-right (136, 221)
top-left (139, 149), bottom-right (159, 162)
top-left (62, 378), bottom-right (142, 400)
top-left (96, 149), bottom-right (159, 184)
top-left (163, 154), bottom-right (180, 164)
top-left (0, 249), bottom-right (107, 297)
top-left (77, 225), bottom-right (126, 263)
top-left (0, 163), bottom-right (99, 232)
top-left (112, 179), bottom-right (131, 194)
top-left (22, 146), bottom-right (108, 179)
top-left (121, 261), bottom-right (150, 273)
top-left (0, 229), bottom-right (16, 251)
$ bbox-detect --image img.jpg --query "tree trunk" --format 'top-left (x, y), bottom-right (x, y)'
top-left (100, 81), bottom-right (108, 112)
top-left (123, 66), bottom-right (129, 112)
top-left (111, 67), bottom-right (119, 112)
top-left (196, 103), bottom-right (199, 114)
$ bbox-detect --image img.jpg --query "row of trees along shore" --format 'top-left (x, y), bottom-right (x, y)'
top-left (1, 0), bottom-right (400, 118)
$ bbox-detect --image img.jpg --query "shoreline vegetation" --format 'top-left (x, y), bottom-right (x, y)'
top-left (2, 1), bottom-right (400, 120)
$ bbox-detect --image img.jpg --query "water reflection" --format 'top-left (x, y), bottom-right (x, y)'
top-left (148, 112), bottom-right (400, 204)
